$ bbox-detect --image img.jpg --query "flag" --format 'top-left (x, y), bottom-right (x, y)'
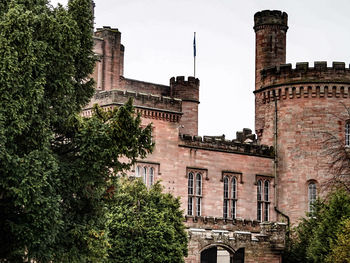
top-left (193, 32), bottom-right (196, 57)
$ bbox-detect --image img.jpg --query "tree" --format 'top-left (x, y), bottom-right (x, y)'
top-left (326, 218), bottom-right (350, 263)
top-left (0, 0), bottom-right (153, 261)
top-left (284, 189), bottom-right (350, 263)
top-left (107, 178), bottom-right (188, 263)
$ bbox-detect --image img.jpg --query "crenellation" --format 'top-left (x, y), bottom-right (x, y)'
top-left (258, 84), bottom-right (350, 104)
top-left (179, 133), bottom-right (273, 157)
top-left (259, 61), bottom-right (350, 88)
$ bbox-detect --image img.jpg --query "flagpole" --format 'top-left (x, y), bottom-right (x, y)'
top-left (193, 32), bottom-right (196, 78)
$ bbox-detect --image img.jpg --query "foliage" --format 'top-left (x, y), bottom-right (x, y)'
top-left (323, 103), bottom-right (350, 192)
top-left (326, 218), bottom-right (350, 263)
top-left (0, 0), bottom-right (154, 261)
top-left (107, 178), bottom-right (188, 263)
top-left (284, 189), bottom-right (350, 263)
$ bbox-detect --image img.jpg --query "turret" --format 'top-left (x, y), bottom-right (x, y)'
top-left (93, 27), bottom-right (125, 91)
top-left (254, 10), bottom-right (288, 90)
top-left (170, 76), bottom-right (200, 135)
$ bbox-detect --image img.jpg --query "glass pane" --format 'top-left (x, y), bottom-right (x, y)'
top-left (136, 166), bottom-right (140, 177)
top-left (232, 177), bottom-right (237, 199)
top-left (264, 181), bottom-right (269, 201)
top-left (257, 180), bottom-right (262, 201)
top-left (308, 183), bottom-right (317, 214)
top-left (188, 197), bottom-right (193, 215)
top-left (231, 200), bottom-right (236, 219)
top-left (196, 197), bottom-right (201, 216)
top-left (196, 173), bottom-right (202, 196)
top-left (188, 172), bottom-right (193, 195)
top-left (257, 202), bottom-right (262, 221)
top-left (143, 167), bottom-right (147, 184)
top-left (223, 199), bottom-right (228, 218)
top-left (264, 203), bottom-right (269, 221)
top-left (149, 167), bottom-right (154, 186)
top-left (346, 123), bottom-right (350, 146)
top-left (223, 177), bottom-right (229, 198)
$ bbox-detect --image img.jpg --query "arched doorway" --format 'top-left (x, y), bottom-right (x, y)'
top-left (200, 245), bottom-right (244, 263)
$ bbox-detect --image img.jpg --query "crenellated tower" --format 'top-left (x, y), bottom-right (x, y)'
top-left (254, 10), bottom-right (350, 223)
top-left (170, 76), bottom-right (200, 135)
top-left (254, 10), bottom-right (288, 90)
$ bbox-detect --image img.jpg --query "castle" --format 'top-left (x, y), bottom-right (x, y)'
top-left (83, 8), bottom-right (350, 263)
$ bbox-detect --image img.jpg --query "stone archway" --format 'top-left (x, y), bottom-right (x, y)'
top-left (200, 244), bottom-right (244, 263)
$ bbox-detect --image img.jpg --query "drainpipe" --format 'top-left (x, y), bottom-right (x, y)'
top-left (272, 90), bottom-right (290, 234)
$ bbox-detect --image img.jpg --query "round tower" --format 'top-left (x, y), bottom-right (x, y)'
top-left (254, 10), bottom-right (288, 90)
top-left (254, 10), bottom-right (350, 223)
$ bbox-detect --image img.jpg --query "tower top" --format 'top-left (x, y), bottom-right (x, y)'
top-left (254, 10), bottom-right (288, 32)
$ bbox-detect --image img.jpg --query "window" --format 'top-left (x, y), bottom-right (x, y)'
top-left (308, 182), bottom-right (317, 215)
top-left (346, 122), bottom-right (350, 146)
top-left (149, 167), bottom-right (154, 186)
top-left (143, 167), bottom-right (147, 185)
top-left (134, 164), bottom-right (156, 187)
top-left (187, 170), bottom-right (203, 216)
top-left (257, 179), bottom-right (270, 222)
top-left (223, 176), bottom-right (237, 219)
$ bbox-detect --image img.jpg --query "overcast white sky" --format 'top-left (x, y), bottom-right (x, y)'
top-left (51, 0), bottom-right (350, 139)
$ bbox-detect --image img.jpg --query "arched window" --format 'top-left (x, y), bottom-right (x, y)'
top-left (149, 167), bottom-right (154, 186)
top-left (223, 177), bottom-right (229, 218)
top-left (187, 171), bottom-right (203, 216)
top-left (196, 173), bottom-right (202, 196)
top-left (308, 182), bottom-right (317, 215)
top-left (136, 166), bottom-right (141, 177)
top-left (257, 180), bottom-right (263, 222)
top-left (223, 176), bottom-right (237, 219)
top-left (257, 179), bottom-right (270, 222)
top-left (231, 177), bottom-right (237, 219)
top-left (187, 172), bottom-right (194, 215)
top-left (195, 173), bottom-right (202, 216)
top-left (143, 167), bottom-right (147, 185)
top-left (346, 122), bottom-right (350, 146)
top-left (188, 172), bottom-right (194, 195)
top-left (264, 181), bottom-right (270, 221)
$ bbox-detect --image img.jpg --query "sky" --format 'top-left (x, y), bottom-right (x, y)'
top-left (50, 0), bottom-right (350, 139)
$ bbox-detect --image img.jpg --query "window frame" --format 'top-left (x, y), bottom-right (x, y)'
top-left (223, 175), bottom-right (238, 219)
top-left (308, 181), bottom-right (317, 216)
top-left (257, 178), bottom-right (270, 222)
top-left (187, 169), bottom-right (205, 216)
top-left (345, 121), bottom-right (350, 146)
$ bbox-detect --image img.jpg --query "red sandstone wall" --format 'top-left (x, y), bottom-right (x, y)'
top-left (179, 101), bottom-right (199, 135)
top-left (135, 117), bottom-right (275, 221)
top-left (256, 85), bottom-right (350, 223)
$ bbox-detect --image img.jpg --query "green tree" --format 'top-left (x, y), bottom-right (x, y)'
top-left (284, 189), bottom-right (350, 263)
top-left (107, 178), bottom-right (188, 263)
top-left (0, 0), bottom-right (153, 261)
top-left (326, 218), bottom-right (350, 263)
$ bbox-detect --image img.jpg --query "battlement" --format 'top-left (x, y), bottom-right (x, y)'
top-left (179, 129), bottom-right (274, 158)
top-left (170, 76), bottom-right (200, 103)
top-left (185, 216), bottom-right (286, 250)
top-left (82, 89), bottom-right (182, 121)
top-left (170, 76), bottom-right (200, 86)
top-left (254, 10), bottom-right (288, 32)
top-left (259, 62), bottom-right (350, 88)
top-left (95, 26), bottom-right (120, 33)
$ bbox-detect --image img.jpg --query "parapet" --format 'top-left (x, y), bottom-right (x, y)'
top-left (170, 76), bottom-right (200, 102)
top-left (259, 62), bottom-right (350, 88)
top-left (185, 216), bottom-right (286, 250)
top-left (95, 26), bottom-right (120, 34)
top-left (254, 10), bottom-right (288, 32)
top-left (82, 89), bottom-right (182, 122)
top-left (179, 129), bottom-right (274, 158)
top-left (170, 76), bottom-right (200, 86)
